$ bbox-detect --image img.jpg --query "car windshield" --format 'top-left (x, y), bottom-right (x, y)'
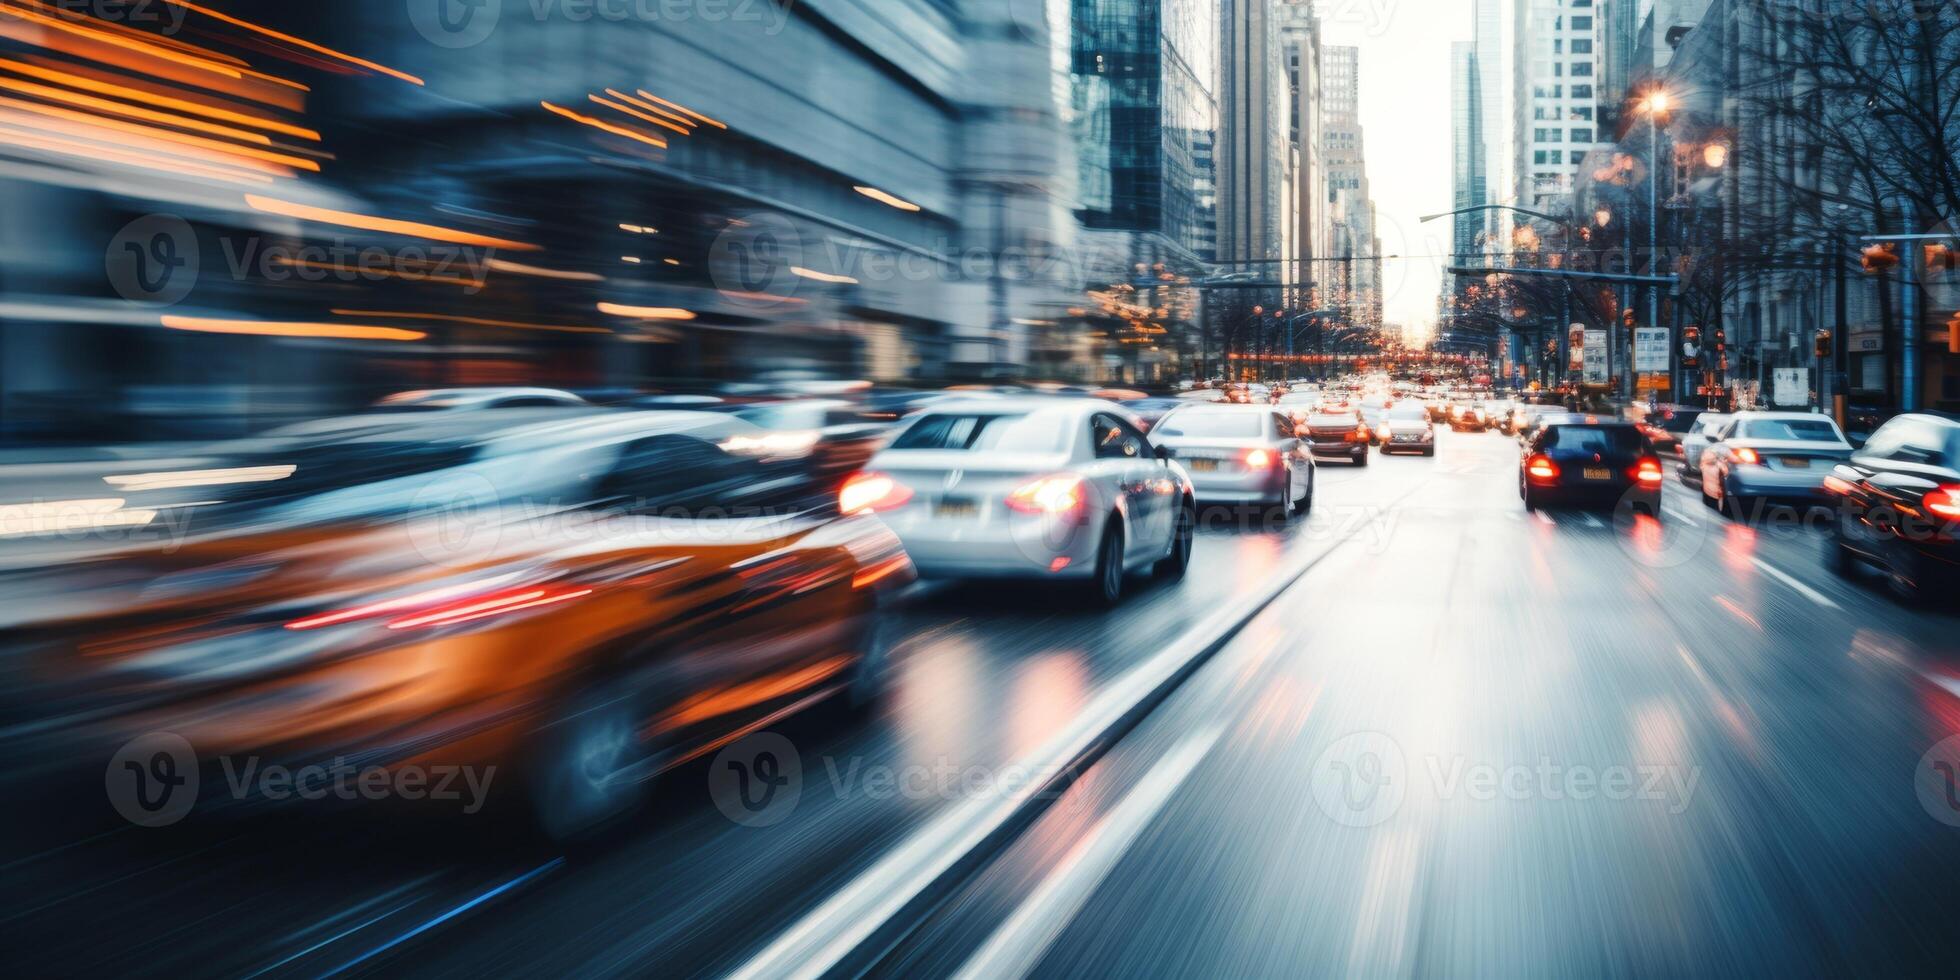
top-left (1740, 418), bottom-right (1840, 441)
top-left (1543, 426), bottom-right (1643, 454)
top-left (736, 403), bottom-right (832, 429)
top-left (891, 412), bottom-right (1070, 452)
top-left (1157, 411), bottom-right (1263, 438)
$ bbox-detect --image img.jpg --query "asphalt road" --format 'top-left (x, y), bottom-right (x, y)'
top-left (7, 429), bottom-right (1959, 978)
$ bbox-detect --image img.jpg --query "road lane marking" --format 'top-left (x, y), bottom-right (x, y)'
top-left (1533, 511), bottom-right (1555, 526)
top-left (951, 725), bottom-right (1224, 980)
top-left (1580, 513), bottom-right (1604, 528)
top-left (1748, 557), bottom-right (1840, 610)
top-left (726, 477), bottom-right (1439, 980)
top-left (1921, 670), bottom-right (1960, 703)
top-left (314, 860), bottom-right (562, 978)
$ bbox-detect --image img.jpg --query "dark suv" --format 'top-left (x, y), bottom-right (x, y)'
top-left (1520, 420), bottom-right (1663, 513)
top-left (1821, 412), bottom-right (1960, 600)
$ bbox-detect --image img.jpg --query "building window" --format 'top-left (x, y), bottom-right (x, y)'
top-left (1571, 39), bottom-right (1593, 54)
top-left (1570, 84), bottom-right (1592, 99)
top-left (1572, 15), bottom-right (1593, 30)
top-left (1571, 128), bottom-right (1593, 143)
top-left (1534, 150), bottom-right (1549, 164)
top-left (1571, 61), bottom-right (1593, 77)
top-left (1572, 106), bottom-right (1594, 120)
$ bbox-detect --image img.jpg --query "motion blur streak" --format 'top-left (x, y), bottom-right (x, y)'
top-left (158, 316), bottom-right (427, 341)
top-left (156, 1), bottom-right (425, 86)
top-left (241, 195), bottom-right (541, 250)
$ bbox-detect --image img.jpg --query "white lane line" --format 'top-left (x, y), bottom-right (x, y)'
top-left (1580, 513), bottom-right (1604, 528)
top-left (951, 725), bottom-right (1225, 980)
top-left (1664, 505), bottom-right (1699, 526)
top-left (1748, 556), bottom-right (1841, 610)
top-left (1534, 511), bottom-right (1555, 526)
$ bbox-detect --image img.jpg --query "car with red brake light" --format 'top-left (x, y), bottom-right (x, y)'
top-left (1151, 404), bottom-right (1315, 517)
top-left (1302, 407), bottom-right (1371, 466)
top-left (844, 399), bottom-right (1194, 606)
top-left (1520, 419), bottom-right (1663, 513)
top-left (1698, 412), bottom-right (1851, 519)
top-left (1820, 412), bottom-right (1960, 599)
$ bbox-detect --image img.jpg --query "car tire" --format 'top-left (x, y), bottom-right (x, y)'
top-left (1089, 518), bottom-right (1125, 607)
top-left (1155, 500), bottom-right (1195, 579)
top-left (1824, 519), bottom-right (1858, 578)
top-left (1422, 447), bottom-right (1435, 457)
top-left (527, 684), bottom-right (653, 843)
top-left (841, 612), bottom-right (895, 714)
top-left (1293, 473), bottom-right (1312, 512)
top-left (1355, 451), bottom-right (1369, 467)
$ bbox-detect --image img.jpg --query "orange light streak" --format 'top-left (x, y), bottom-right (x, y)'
top-left (588, 93), bottom-right (690, 135)
top-left (0, 57), bottom-right (319, 139)
top-left (634, 90), bottom-right (726, 129)
top-left (539, 100), bottom-right (667, 149)
top-left (160, 316), bottom-right (427, 341)
top-left (243, 195), bottom-right (541, 251)
top-left (159, 1), bottom-right (424, 85)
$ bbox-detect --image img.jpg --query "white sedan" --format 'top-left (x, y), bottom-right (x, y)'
top-left (1698, 411), bottom-right (1852, 518)
top-left (841, 399), bottom-right (1194, 606)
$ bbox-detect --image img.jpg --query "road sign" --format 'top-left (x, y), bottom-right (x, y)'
top-left (1772, 368), bottom-right (1810, 407)
top-left (1583, 330), bottom-right (1608, 385)
top-left (1634, 327), bottom-right (1669, 372)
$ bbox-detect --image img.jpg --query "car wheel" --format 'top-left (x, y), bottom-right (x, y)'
top-left (1267, 477), bottom-right (1292, 523)
top-left (1824, 518), bottom-right (1858, 578)
top-left (1089, 518), bottom-right (1125, 607)
top-left (1293, 472), bottom-right (1312, 512)
top-left (528, 684), bottom-right (652, 842)
top-left (842, 613), bottom-right (895, 713)
top-left (1355, 450), bottom-right (1369, 467)
top-left (1423, 447), bottom-right (1435, 457)
top-left (1155, 500), bottom-right (1195, 579)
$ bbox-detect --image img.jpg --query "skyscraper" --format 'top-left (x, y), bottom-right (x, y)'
top-left (1451, 40), bottom-right (1487, 271)
top-left (1279, 0), bottom-right (1326, 309)
top-left (1513, 0), bottom-right (1603, 212)
top-left (1319, 44), bottom-right (1378, 323)
top-left (1218, 0), bottom-right (1290, 272)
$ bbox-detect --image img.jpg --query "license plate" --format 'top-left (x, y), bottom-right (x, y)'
top-left (1583, 467), bottom-right (1611, 480)
top-left (935, 498), bottom-right (977, 518)
top-left (1782, 457), bottom-right (1810, 468)
top-left (1187, 458), bottom-right (1219, 472)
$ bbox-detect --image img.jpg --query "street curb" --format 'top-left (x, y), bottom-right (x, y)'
top-left (725, 516), bottom-right (1378, 980)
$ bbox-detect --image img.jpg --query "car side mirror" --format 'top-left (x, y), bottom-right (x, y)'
top-left (1154, 444), bottom-right (1172, 462)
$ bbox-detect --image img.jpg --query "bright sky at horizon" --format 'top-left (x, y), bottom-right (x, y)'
top-left (1321, 0), bottom-right (1471, 345)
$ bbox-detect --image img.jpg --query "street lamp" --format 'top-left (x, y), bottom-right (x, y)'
top-left (1635, 88), bottom-right (1672, 397)
top-left (1702, 142), bottom-right (1728, 169)
top-left (1595, 207), bottom-right (1613, 228)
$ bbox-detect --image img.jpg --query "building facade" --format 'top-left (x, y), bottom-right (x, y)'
top-left (1513, 0), bottom-right (1603, 213)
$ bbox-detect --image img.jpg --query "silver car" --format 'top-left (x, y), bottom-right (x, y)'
top-left (1699, 411), bottom-right (1852, 517)
top-left (1151, 404), bottom-right (1316, 515)
top-left (1675, 412), bottom-right (1732, 485)
top-left (846, 399), bottom-right (1194, 605)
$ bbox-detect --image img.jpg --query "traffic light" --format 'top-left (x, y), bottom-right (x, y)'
top-left (1926, 242), bottom-right (1957, 274)
top-left (1861, 243), bottom-right (1899, 273)
top-left (1814, 328), bottom-right (1833, 359)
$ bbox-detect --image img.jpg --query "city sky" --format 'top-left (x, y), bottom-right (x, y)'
top-left (1323, 0), bottom-right (1469, 344)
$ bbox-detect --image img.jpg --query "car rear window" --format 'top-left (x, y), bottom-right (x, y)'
top-left (1544, 426), bottom-right (1643, 454)
top-left (1157, 411), bottom-right (1263, 438)
top-left (1740, 419), bottom-right (1840, 441)
top-left (891, 413), bottom-right (1069, 453)
top-left (1306, 414), bottom-right (1359, 428)
top-left (1388, 405), bottom-right (1426, 420)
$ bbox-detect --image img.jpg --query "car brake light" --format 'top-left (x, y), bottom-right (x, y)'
top-left (1633, 457), bottom-right (1663, 484)
top-left (1734, 447), bottom-right (1762, 465)
top-left (839, 471), bottom-right (913, 514)
top-left (1822, 474), bottom-right (1857, 495)
top-left (1243, 448), bottom-right (1274, 468)
top-left (1006, 474), bottom-right (1087, 519)
top-left (1526, 454), bottom-right (1559, 480)
top-left (286, 577), bottom-right (593, 632)
top-left (1926, 485), bottom-right (1960, 519)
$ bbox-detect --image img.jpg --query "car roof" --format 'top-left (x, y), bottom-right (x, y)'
top-left (915, 396), bottom-right (1102, 417)
top-left (1729, 411), bottom-right (1835, 421)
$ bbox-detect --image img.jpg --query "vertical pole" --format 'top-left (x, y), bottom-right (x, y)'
top-left (1833, 233), bottom-right (1849, 429)
top-left (1903, 210), bottom-right (1920, 410)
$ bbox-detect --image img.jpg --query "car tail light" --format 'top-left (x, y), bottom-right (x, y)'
top-left (1926, 485), bottom-right (1960, 520)
top-left (1822, 474), bottom-right (1856, 496)
top-left (1526, 454), bottom-right (1560, 481)
top-left (286, 577), bottom-right (593, 632)
top-left (1006, 474), bottom-right (1087, 520)
top-left (1243, 448), bottom-right (1274, 469)
top-left (839, 471), bottom-right (913, 514)
top-left (1733, 447), bottom-right (1762, 465)
top-left (1633, 457), bottom-right (1663, 484)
